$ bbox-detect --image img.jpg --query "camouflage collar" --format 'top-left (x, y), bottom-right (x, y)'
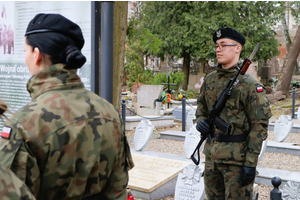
top-left (216, 63), bottom-right (239, 77)
top-left (27, 63), bottom-right (84, 100)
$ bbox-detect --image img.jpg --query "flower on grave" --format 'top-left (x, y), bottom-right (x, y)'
top-left (166, 93), bottom-right (171, 98)
top-left (167, 97), bottom-right (171, 103)
top-left (179, 94), bottom-right (183, 99)
top-left (282, 180), bottom-right (300, 199)
top-left (181, 164), bottom-right (202, 185)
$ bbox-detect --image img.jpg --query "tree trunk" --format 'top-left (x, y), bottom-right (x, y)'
top-left (282, 17), bottom-right (299, 74)
top-left (282, 18), bottom-right (291, 51)
top-left (275, 25), bottom-right (300, 95)
top-left (113, 1), bottom-right (128, 108)
top-left (182, 54), bottom-right (190, 90)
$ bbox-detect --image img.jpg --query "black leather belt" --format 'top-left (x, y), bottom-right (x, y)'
top-left (212, 132), bottom-right (247, 142)
top-left (82, 193), bottom-right (104, 200)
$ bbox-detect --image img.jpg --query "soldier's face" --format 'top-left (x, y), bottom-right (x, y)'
top-left (215, 38), bottom-right (241, 69)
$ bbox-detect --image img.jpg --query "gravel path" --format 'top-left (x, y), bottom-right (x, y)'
top-left (126, 120), bottom-right (300, 200)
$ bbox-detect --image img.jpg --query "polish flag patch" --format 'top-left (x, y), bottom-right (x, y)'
top-left (256, 86), bottom-right (264, 92)
top-left (1, 126), bottom-right (12, 139)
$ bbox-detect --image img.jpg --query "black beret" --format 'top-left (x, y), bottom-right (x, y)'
top-left (25, 13), bottom-right (84, 50)
top-left (213, 28), bottom-right (245, 46)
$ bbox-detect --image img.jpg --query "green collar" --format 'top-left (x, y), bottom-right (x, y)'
top-left (27, 63), bottom-right (84, 100)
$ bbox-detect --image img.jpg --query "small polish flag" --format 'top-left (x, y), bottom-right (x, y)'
top-left (1, 126), bottom-right (12, 139)
top-left (257, 86), bottom-right (264, 92)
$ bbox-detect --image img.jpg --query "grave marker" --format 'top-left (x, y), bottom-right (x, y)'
top-left (137, 85), bottom-right (164, 115)
top-left (258, 140), bottom-right (267, 163)
top-left (282, 180), bottom-right (300, 200)
top-left (297, 107), bottom-right (300, 124)
top-left (134, 120), bottom-right (154, 151)
top-left (274, 115), bottom-right (293, 142)
top-left (184, 123), bottom-right (204, 159)
top-left (128, 153), bottom-right (190, 199)
top-left (174, 164), bottom-right (205, 200)
top-left (186, 109), bottom-right (196, 131)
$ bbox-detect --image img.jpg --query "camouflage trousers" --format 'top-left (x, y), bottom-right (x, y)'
top-left (204, 159), bottom-right (253, 200)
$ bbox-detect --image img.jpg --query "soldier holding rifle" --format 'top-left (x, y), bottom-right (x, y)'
top-left (193, 28), bottom-right (272, 199)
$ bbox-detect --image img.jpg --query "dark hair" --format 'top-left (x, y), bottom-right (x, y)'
top-left (26, 32), bottom-right (86, 69)
top-left (0, 100), bottom-right (8, 120)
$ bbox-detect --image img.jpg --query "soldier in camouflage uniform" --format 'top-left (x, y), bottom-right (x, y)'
top-left (0, 164), bottom-right (36, 200)
top-left (0, 13), bottom-right (134, 200)
top-left (195, 28), bottom-right (271, 200)
top-left (0, 100), bottom-right (36, 200)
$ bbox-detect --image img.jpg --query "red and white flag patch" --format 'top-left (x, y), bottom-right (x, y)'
top-left (256, 86), bottom-right (264, 92)
top-left (1, 126), bottom-right (12, 139)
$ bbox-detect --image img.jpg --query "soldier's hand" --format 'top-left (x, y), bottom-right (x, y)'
top-left (240, 166), bottom-right (256, 186)
top-left (196, 119), bottom-right (210, 137)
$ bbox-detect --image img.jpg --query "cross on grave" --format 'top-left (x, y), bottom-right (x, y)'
top-left (161, 76), bottom-right (177, 108)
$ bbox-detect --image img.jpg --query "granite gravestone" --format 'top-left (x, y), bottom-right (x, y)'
top-left (174, 164), bottom-right (205, 200)
top-left (184, 123), bottom-right (205, 159)
top-left (186, 109), bottom-right (196, 132)
top-left (282, 180), bottom-right (300, 200)
top-left (134, 120), bottom-right (154, 151)
top-left (274, 115), bottom-right (293, 142)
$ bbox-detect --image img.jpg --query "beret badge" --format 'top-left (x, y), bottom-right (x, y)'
top-left (216, 30), bottom-right (221, 38)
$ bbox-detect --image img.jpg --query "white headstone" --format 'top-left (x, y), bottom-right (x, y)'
top-left (184, 123), bottom-right (205, 159)
top-left (274, 115), bottom-right (293, 142)
top-left (134, 120), bottom-right (154, 151)
top-left (137, 85), bottom-right (164, 115)
top-left (258, 140), bottom-right (267, 163)
top-left (186, 109), bottom-right (196, 131)
top-left (174, 164), bottom-right (205, 200)
top-left (297, 107), bottom-right (300, 124)
top-left (282, 180), bottom-right (300, 200)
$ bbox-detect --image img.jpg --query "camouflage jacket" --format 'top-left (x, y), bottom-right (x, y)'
top-left (196, 64), bottom-right (272, 167)
top-left (0, 164), bottom-right (36, 200)
top-left (0, 64), bottom-right (134, 200)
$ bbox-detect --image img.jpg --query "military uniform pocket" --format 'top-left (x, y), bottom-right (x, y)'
top-left (11, 150), bottom-right (28, 182)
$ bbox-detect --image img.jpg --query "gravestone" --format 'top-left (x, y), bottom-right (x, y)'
top-left (282, 180), bottom-right (300, 200)
top-left (297, 107), bottom-right (300, 124)
top-left (128, 153), bottom-right (190, 200)
top-left (174, 164), bottom-right (205, 200)
top-left (274, 115), bottom-right (293, 142)
top-left (134, 120), bottom-right (154, 151)
top-left (186, 109), bottom-right (196, 131)
top-left (258, 140), bottom-right (267, 163)
top-left (137, 85), bottom-right (164, 115)
top-left (184, 123), bottom-right (205, 159)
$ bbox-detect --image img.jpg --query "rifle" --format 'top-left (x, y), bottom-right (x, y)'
top-left (190, 43), bottom-right (260, 165)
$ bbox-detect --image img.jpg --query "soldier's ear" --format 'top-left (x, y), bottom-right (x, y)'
top-left (33, 47), bottom-right (41, 65)
top-left (236, 44), bottom-right (242, 54)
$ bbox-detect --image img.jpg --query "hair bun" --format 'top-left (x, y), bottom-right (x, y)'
top-left (65, 49), bottom-right (86, 69)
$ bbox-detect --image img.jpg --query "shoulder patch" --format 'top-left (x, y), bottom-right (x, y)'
top-left (256, 86), bottom-right (264, 92)
top-left (1, 126), bottom-right (12, 139)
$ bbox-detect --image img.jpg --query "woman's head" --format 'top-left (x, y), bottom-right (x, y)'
top-left (0, 100), bottom-right (8, 120)
top-left (24, 13), bottom-right (86, 74)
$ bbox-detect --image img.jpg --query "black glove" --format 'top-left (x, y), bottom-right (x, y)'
top-left (196, 119), bottom-right (210, 137)
top-left (240, 166), bottom-right (256, 186)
